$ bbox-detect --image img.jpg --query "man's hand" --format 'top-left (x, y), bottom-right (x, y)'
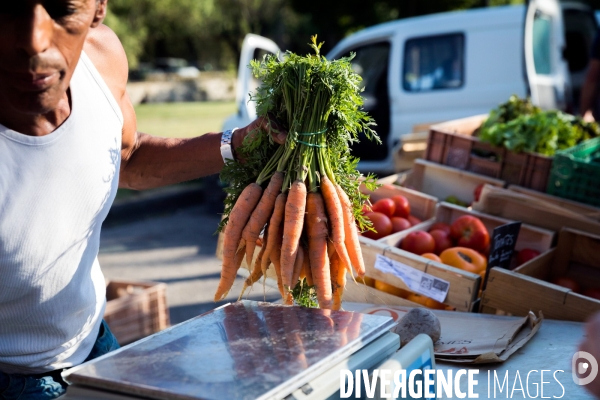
top-left (579, 312), bottom-right (600, 398)
top-left (232, 115), bottom-right (287, 159)
top-left (584, 110), bottom-right (596, 123)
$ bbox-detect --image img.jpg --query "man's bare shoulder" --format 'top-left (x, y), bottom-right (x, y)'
top-left (83, 24), bottom-right (129, 100)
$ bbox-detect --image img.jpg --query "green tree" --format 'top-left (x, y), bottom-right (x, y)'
top-left (103, 8), bottom-right (147, 69)
top-left (103, 0), bottom-right (528, 72)
top-left (287, 0), bottom-right (524, 54)
top-left (104, 0), bottom-right (214, 67)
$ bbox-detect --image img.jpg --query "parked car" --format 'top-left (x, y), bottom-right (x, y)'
top-left (223, 0), bottom-right (598, 174)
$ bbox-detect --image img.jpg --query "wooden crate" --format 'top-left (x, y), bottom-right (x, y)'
top-left (359, 202), bottom-right (555, 312)
top-left (105, 280), bottom-right (170, 345)
top-left (425, 115), bottom-right (553, 191)
top-left (509, 185), bottom-right (600, 220)
top-left (481, 229), bottom-right (600, 322)
top-left (473, 184), bottom-right (600, 235)
top-left (392, 131), bottom-right (428, 172)
top-left (380, 159), bottom-right (506, 206)
top-left (354, 233), bottom-right (480, 312)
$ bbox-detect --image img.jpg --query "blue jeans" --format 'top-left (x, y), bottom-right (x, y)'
top-left (0, 320), bottom-right (120, 400)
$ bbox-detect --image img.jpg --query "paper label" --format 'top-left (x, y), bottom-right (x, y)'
top-left (374, 254), bottom-right (450, 303)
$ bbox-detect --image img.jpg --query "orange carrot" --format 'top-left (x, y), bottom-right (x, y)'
top-left (290, 246), bottom-right (304, 293)
top-left (335, 183), bottom-right (365, 277)
top-left (305, 192), bottom-right (332, 309)
top-left (280, 180), bottom-right (307, 295)
top-left (215, 183), bottom-right (263, 301)
top-left (331, 251), bottom-right (348, 310)
top-left (242, 172), bottom-right (284, 267)
top-left (301, 244), bottom-right (313, 286)
top-left (271, 230), bottom-right (286, 300)
top-left (238, 226), bottom-right (269, 300)
top-left (320, 176), bottom-right (353, 273)
top-left (327, 240), bottom-right (335, 259)
top-left (261, 193), bottom-right (287, 277)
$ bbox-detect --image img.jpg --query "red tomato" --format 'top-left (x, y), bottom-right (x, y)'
top-left (429, 222), bottom-right (452, 236)
top-left (363, 212), bottom-right (393, 240)
top-left (552, 276), bottom-right (580, 293)
top-left (582, 288), bottom-right (600, 300)
top-left (516, 248), bottom-right (541, 266)
top-left (371, 198), bottom-right (396, 218)
top-left (391, 217), bottom-right (412, 233)
top-left (429, 229), bottom-right (453, 255)
top-left (450, 215), bottom-right (490, 253)
top-left (400, 231), bottom-right (436, 255)
top-left (473, 183), bottom-right (485, 202)
top-left (407, 215), bottom-right (422, 226)
top-left (391, 195), bottom-right (411, 218)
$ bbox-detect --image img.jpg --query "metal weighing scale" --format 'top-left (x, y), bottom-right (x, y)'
top-left (62, 301), bottom-right (436, 400)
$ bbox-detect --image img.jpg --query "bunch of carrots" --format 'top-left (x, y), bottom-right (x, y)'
top-left (215, 36), bottom-right (379, 310)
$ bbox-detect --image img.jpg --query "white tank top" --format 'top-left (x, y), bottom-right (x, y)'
top-left (0, 52), bottom-right (123, 374)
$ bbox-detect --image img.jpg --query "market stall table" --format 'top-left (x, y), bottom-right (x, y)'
top-left (61, 301), bottom-right (590, 399)
top-left (343, 303), bottom-right (590, 399)
top-left (435, 319), bottom-right (589, 398)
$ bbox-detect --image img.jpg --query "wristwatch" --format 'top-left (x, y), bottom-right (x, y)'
top-left (220, 128), bottom-right (238, 163)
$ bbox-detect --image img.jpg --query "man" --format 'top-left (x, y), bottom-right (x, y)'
top-left (0, 1), bottom-right (285, 398)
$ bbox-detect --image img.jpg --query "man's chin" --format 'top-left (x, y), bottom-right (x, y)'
top-left (1, 89), bottom-right (65, 117)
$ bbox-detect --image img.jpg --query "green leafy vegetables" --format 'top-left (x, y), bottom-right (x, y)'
top-left (479, 95), bottom-right (600, 156)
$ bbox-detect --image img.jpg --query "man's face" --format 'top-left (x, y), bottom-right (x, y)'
top-left (0, 1), bottom-right (99, 116)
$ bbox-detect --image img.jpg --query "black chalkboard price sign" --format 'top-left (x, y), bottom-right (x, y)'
top-left (481, 221), bottom-right (522, 291)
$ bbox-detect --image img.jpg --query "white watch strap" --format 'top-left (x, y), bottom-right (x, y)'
top-left (220, 128), bottom-right (238, 163)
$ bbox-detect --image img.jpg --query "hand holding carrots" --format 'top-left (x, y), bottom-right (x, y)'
top-left (216, 36), bottom-right (380, 309)
top-left (231, 114), bottom-right (288, 163)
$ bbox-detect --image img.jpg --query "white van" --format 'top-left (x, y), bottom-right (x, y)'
top-left (223, 0), bottom-right (598, 174)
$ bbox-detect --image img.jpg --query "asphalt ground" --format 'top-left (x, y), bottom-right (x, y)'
top-left (98, 177), bottom-right (280, 325)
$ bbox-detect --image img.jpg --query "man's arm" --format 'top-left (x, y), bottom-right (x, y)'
top-left (581, 59), bottom-right (600, 122)
top-left (84, 25), bottom-right (284, 190)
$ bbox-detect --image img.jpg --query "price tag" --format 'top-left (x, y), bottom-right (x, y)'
top-left (487, 222), bottom-right (522, 270)
top-left (482, 221), bottom-right (522, 291)
top-left (374, 254), bottom-right (450, 303)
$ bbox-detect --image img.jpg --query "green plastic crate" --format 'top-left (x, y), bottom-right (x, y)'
top-left (546, 137), bottom-right (600, 207)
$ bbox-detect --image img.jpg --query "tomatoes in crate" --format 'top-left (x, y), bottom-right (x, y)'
top-left (450, 215), bottom-right (490, 254)
top-left (400, 231), bottom-right (436, 255)
top-left (429, 230), bottom-right (453, 255)
top-left (371, 198), bottom-right (396, 218)
top-left (391, 217), bottom-right (412, 233)
top-left (363, 212), bottom-right (392, 240)
top-left (429, 222), bottom-right (451, 236)
top-left (391, 195), bottom-right (411, 218)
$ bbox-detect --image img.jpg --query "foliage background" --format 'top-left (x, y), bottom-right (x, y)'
top-left (104, 0), bottom-right (599, 72)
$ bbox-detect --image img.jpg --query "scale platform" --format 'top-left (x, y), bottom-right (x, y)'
top-left (63, 301), bottom-right (399, 400)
